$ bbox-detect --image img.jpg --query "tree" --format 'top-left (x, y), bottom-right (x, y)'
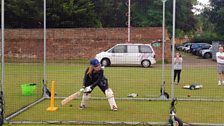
top-left (47, 0), bottom-right (101, 28)
top-left (3, 0), bottom-right (197, 31)
top-left (128, 0), bottom-right (197, 37)
top-left (166, 0), bottom-right (197, 37)
top-left (5, 0), bottom-right (43, 28)
top-left (4, 0), bottom-right (101, 28)
top-left (132, 0), bottom-right (163, 27)
top-left (204, 0), bottom-right (224, 36)
top-left (92, 0), bottom-right (127, 27)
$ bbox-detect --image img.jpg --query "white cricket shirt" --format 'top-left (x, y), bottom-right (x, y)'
top-left (216, 52), bottom-right (224, 64)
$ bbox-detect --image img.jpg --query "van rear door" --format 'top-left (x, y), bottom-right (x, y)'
top-left (139, 45), bottom-right (154, 61)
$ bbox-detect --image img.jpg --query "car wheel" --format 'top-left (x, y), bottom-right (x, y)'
top-left (204, 53), bottom-right (212, 59)
top-left (101, 58), bottom-right (110, 67)
top-left (141, 60), bottom-right (151, 68)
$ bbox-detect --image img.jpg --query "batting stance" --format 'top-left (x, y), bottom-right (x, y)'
top-left (79, 58), bottom-right (118, 111)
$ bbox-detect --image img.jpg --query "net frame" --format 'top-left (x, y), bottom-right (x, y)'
top-left (1, 0), bottom-right (224, 125)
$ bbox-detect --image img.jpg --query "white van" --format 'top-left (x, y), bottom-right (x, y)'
top-left (95, 43), bottom-right (156, 68)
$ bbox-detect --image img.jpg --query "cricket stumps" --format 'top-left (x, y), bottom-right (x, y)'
top-left (47, 81), bottom-right (58, 112)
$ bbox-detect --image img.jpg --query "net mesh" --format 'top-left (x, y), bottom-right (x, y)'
top-left (2, 0), bottom-right (224, 125)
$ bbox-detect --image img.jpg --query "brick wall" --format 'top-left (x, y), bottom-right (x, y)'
top-left (176, 38), bottom-right (190, 44)
top-left (3, 27), bottom-right (171, 62)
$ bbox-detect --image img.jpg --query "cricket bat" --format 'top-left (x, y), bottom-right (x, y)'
top-left (61, 91), bottom-right (81, 106)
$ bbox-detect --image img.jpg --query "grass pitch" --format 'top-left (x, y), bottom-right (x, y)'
top-left (3, 61), bottom-right (224, 125)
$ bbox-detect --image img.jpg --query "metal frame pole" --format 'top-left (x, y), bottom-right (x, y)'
top-left (1, 0), bottom-right (5, 94)
top-left (171, 0), bottom-right (176, 99)
top-left (161, 0), bottom-right (167, 99)
top-left (44, 0), bottom-right (47, 85)
top-left (128, 0), bottom-right (131, 42)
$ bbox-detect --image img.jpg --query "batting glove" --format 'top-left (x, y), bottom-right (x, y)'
top-left (79, 87), bottom-right (85, 92)
top-left (84, 86), bottom-right (92, 93)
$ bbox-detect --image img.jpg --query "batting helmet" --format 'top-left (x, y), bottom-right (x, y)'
top-left (90, 58), bottom-right (100, 67)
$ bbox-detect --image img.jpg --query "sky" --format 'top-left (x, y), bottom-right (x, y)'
top-left (198, 0), bottom-right (210, 5)
top-left (192, 0), bottom-right (210, 14)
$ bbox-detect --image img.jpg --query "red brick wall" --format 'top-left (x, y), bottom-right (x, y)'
top-left (176, 38), bottom-right (190, 44)
top-left (3, 28), bottom-right (171, 62)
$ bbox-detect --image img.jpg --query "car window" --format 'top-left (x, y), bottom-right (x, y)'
top-left (204, 45), bottom-right (210, 48)
top-left (184, 43), bottom-right (189, 46)
top-left (139, 45), bottom-right (152, 53)
top-left (191, 44), bottom-right (198, 48)
top-left (127, 45), bottom-right (139, 53)
top-left (111, 45), bottom-right (127, 53)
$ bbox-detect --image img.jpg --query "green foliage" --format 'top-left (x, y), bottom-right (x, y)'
top-left (92, 0), bottom-right (127, 27)
top-left (47, 0), bottom-right (101, 28)
top-left (191, 31), bottom-right (223, 43)
top-left (132, 0), bottom-right (163, 27)
top-left (5, 0), bottom-right (101, 28)
top-left (175, 29), bottom-right (186, 38)
top-left (5, 0), bottom-right (43, 28)
top-left (3, 0), bottom-right (197, 31)
top-left (195, 1), bottom-right (224, 42)
top-left (202, 0), bottom-right (224, 36)
top-left (166, 0), bottom-right (197, 37)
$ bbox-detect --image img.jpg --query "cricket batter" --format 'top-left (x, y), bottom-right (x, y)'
top-left (79, 58), bottom-right (118, 111)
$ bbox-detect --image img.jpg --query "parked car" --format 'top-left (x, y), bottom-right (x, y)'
top-left (182, 43), bottom-right (192, 52)
top-left (176, 42), bottom-right (192, 51)
top-left (195, 45), bottom-right (212, 56)
top-left (199, 46), bottom-right (212, 59)
top-left (175, 44), bottom-right (182, 50)
top-left (95, 43), bottom-right (156, 68)
top-left (190, 43), bottom-right (211, 55)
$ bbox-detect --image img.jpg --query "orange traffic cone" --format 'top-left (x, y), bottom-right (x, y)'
top-left (47, 81), bottom-right (58, 112)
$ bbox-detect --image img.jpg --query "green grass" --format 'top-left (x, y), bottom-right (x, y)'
top-left (3, 62), bottom-right (224, 125)
top-left (8, 100), bottom-right (224, 124)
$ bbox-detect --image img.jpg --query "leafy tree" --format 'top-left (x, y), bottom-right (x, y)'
top-left (204, 0), bottom-right (224, 36)
top-left (3, 0), bottom-right (197, 31)
top-left (166, 0), bottom-right (197, 37)
top-left (4, 0), bottom-right (101, 28)
top-left (47, 0), bottom-right (101, 28)
top-left (132, 0), bottom-right (163, 27)
top-left (128, 0), bottom-right (197, 37)
top-left (5, 0), bottom-right (43, 28)
top-left (191, 31), bottom-right (220, 43)
top-left (92, 0), bottom-right (127, 27)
